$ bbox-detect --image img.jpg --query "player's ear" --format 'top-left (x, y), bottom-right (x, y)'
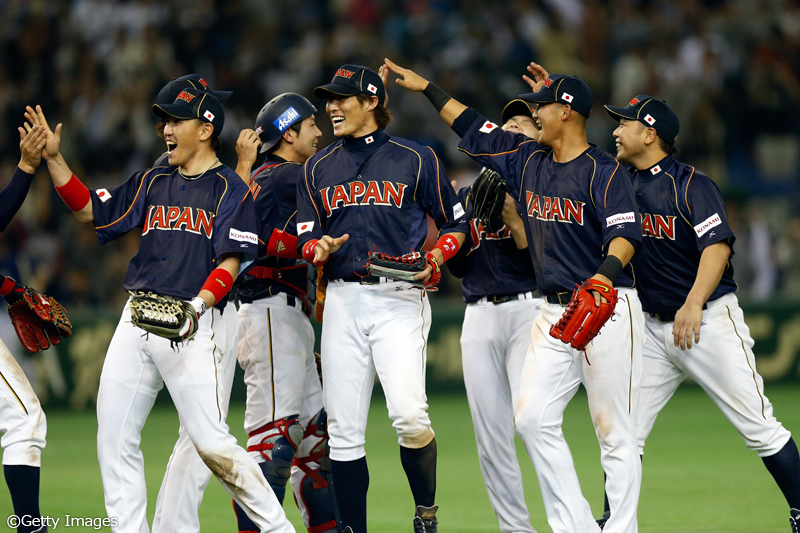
top-left (282, 128), bottom-right (297, 144)
top-left (198, 121), bottom-right (214, 142)
top-left (643, 127), bottom-right (658, 146)
top-left (365, 95), bottom-right (379, 112)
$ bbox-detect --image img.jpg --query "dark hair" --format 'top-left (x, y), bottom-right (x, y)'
top-left (156, 121), bottom-right (166, 138)
top-left (657, 136), bottom-right (678, 155)
top-left (356, 93), bottom-right (393, 130)
top-left (268, 120), bottom-right (303, 153)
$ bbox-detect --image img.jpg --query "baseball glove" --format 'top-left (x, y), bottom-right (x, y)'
top-left (469, 167), bottom-right (507, 233)
top-left (549, 279), bottom-right (619, 352)
top-left (129, 291), bottom-right (199, 343)
top-left (6, 286), bottom-right (72, 353)
top-left (365, 250), bottom-right (441, 290)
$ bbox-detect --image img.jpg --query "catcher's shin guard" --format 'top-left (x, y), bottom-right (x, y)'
top-left (234, 416), bottom-right (303, 532)
top-left (292, 408), bottom-right (340, 533)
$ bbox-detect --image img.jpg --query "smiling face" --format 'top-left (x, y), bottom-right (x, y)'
top-left (162, 118), bottom-right (210, 167)
top-left (291, 115), bottom-right (322, 162)
top-left (502, 114), bottom-right (540, 139)
top-left (613, 118), bottom-right (648, 164)
top-left (533, 102), bottom-right (565, 146)
top-left (326, 95), bottom-right (377, 138)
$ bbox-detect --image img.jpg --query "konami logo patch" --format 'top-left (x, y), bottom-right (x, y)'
top-left (694, 213), bottom-right (721, 237)
top-left (229, 228), bottom-right (257, 244)
top-left (453, 202), bottom-right (465, 219)
top-left (606, 211), bottom-right (636, 226)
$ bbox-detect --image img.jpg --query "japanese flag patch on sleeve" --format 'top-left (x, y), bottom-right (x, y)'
top-left (297, 221), bottom-right (315, 235)
top-left (479, 121), bottom-right (498, 134)
top-left (96, 188), bottom-right (112, 202)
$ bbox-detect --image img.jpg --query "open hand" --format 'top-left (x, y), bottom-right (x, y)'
top-left (24, 105), bottom-right (62, 161)
top-left (522, 62), bottom-right (550, 92)
top-left (314, 234), bottom-right (350, 264)
top-left (384, 58), bottom-right (430, 92)
top-left (18, 125), bottom-right (47, 173)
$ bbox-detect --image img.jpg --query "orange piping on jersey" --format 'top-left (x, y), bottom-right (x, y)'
top-left (518, 150), bottom-right (549, 202)
top-left (603, 161), bottom-right (621, 209)
top-left (585, 154), bottom-right (598, 207)
top-left (283, 210), bottom-right (297, 232)
top-left (388, 140), bottom-right (422, 201)
top-left (97, 168), bottom-right (159, 230)
top-left (304, 161), bottom-right (323, 224)
top-left (667, 173), bottom-right (693, 228)
top-left (214, 172), bottom-right (229, 215)
top-left (145, 172), bottom-right (170, 196)
top-left (684, 167), bottom-right (696, 215)
top-left (458, 139), bottom-right (539, 159)
top-left (429, 146), bottom-right (447, 221)
top-left (311, 144), bottom-right (342, 188)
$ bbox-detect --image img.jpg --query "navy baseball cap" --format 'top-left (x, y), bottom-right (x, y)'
top-left (520, 74), bottom-right (593, 118)
top-left (156, 74), bottom-right (232, 106)
top-left (501, 99), bottom-right (534, 124)
top-left (604, 95), bottom-right (680, 145)
top-left (314, 64), bottom-right (386, 106)
top-left (152, 88), bottom-right (225, 134)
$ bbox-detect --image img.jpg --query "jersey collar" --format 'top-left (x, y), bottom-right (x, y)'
top-left (265, 154), bottom-right (287, 163)
top-left (635, 155), bottom-right (675, 182)
top-left (342, 128), bottom-right (389, 157)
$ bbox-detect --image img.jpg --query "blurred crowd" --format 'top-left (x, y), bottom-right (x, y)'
top-left (2, 0), bottom-right (800, 312)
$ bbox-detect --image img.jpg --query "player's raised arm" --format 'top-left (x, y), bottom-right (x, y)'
top-left (0, 125), bottom-right (47, 231)
top-left (25, 105), bottom-right (94, 223)
top-left (235, 128), bottom-right (262, 184)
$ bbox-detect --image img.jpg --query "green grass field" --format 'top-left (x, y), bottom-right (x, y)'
top-left (2, 384), bottom-right (799, 532)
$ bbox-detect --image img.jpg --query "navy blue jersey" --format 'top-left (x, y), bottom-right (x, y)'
top-left (296, 129), bottom-right (468, 280)
top-left (454, 109), bottom-right (642, 293)
top-left (91, 164), bottom-right (258, 305)
top-left (630, 156), bottom-right (736, 313)
top-left (447, 186), bottom-right (537, 302)
top-left (1, 167), bottom-right (34, 232)
top-left (236, 155), bottom-right (312, 304)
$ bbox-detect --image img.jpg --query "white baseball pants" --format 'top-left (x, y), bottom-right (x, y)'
top-left (516, 288), bottom-right (644, 533)
top-left (97, 300), bottom-right (294, 533)
top-left (637, 293), bottom-right (791, 456)
top-left (151, 306), bottom-right (239, 533)
top-left (321, 280), bottom-right (434, 461)
top-left (461, 294), bottom-right (542, 533)
top-left (1, 338), bottom-right (46, 467)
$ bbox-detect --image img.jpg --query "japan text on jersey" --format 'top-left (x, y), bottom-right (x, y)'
top-left (453, 108), bottom-right (642, 293)
top-left (296, 128), bottom-right (468, 280)
top-left (236, 156), bottom-right (313, 304)
top-left (629, 155), bottom-right (736, 313)
top-left (90, 165), bottom-right (258, 304)
top-left (447, 186), bottom-right (537, 303)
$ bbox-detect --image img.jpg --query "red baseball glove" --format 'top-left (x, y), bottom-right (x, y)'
top-left (6, 284), bottom-right (73, 353)
top-left (549, 279), bottom-right (618, 352)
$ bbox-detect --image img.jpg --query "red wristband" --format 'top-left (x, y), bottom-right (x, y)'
top-left (56, 174), bottom-right (91, 212)
top-left (302, 239), bottom-right (327, 265)
top-left (0, 276), bottom-right (16, 297)
top-left (267, 229), bottom-right (300, 259)
top-left (200, 268), bottom-right (234, 305)
top-left (433, 234), bottom-right (460, 263)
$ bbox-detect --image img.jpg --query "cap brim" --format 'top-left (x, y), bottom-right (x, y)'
top-left (314, 83), bottom-right (361, 100)
top-left (212, 90), bottom-right (232, 102)
top-left (604, 104), bottom-right (636, 122)
top-left (502, 99), bottom-right (534, 124)
top-left (519, 91), bottom-right (558, 104)
top-left (152, 104), bottom-right (196, 121)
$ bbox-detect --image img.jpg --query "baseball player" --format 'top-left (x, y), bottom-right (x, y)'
top-left (28, 91), bottom-right (295, 532)
top-left (446, 99), bottom-right (543, 533)
top-left (386, 58), bottom-right (644, 533)
top-left (1, 124), bottom-right (49, 533)
top-left (603, 95), bottom-right (800, 532)
top-left (144, 73), bottom-right (243, 533)
top-left (296, 64), bottom-right (468, 533)
top-left (229, 93), bottom-right (338, 533)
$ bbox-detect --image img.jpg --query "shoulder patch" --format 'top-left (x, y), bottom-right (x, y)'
top-left (229, 228), bottom-right (258, 244)
top-left (606, 212), bottom-right (636, 226)
top-left (694, 213), bottom-right (721, 237)
top-left (479, 121), bottom-right (498, 134)
top-left (453, 202), bottom-right (465, 219)
top-left (297, 221), bottom-right (315, 235)
top-left (96, 188), bottom-right (112, 203)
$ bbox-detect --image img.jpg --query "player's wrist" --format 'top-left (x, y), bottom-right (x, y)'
top-left (423, 82), bottom-right (452, 113)
top-left (55, 173), bottom-right (91, 212)
top-left (432, 234), bottom-right (460, 263)
top-left (17, 161), bottom-right (37, 175)
top-left (302, 239), bottom-right (327, 265)
top-left (189, 296), bottom-right (208, 317)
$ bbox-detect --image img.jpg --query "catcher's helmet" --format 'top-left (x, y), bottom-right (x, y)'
top-left (255, 93), bottom-right (317, 153)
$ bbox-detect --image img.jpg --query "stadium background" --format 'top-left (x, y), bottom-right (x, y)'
top-left (1, 0), bottom-right (799, 531)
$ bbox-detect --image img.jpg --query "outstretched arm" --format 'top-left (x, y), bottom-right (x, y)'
top-left (0, 125), bottom-right (47, 231)
top-left (25, 105), bottom-right (94, 223)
